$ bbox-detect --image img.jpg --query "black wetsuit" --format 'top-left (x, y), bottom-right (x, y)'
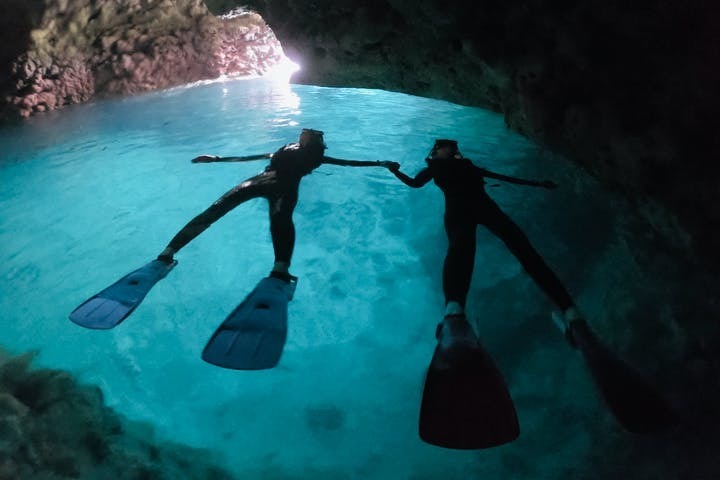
top-left (161, 143), bottom-right (385, 266)
top-left (393, 156), bottom-right (573, 310)
top-left (162, 142), bottom-right (324, 265)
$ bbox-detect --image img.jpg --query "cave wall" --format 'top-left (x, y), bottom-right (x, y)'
top-left (0, 0), bottom-right (282, 118)
top-left (0, 0), bottom-right (718, 268)
top-left (0, 2), bottom-right (717, 472)
top-left (0, 350), bottom-right (233, 479)
top-left (207, 0), bottom-right (720, 269)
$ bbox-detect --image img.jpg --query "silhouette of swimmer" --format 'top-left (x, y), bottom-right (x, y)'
top-left (390, 140), bottom-right (676, 444)
top-left (388, 139), bottom-right (583, 336)
top-left (157, 128), bottom-right (398, 280)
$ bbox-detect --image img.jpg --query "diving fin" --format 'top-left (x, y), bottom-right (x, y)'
top-left (568, 318), bottom-right (678, 434)
top-left (202, 275), bottom-right (298, 370)
top-left (419, 315), bottom-right (520, 449)
top-left (69, 259), bottom-right (177, 329)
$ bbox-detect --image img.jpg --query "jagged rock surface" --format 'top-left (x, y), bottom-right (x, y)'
top-left (206, 0), bottom-right (720, 269)
top-left (0, 0), bottom-right (282, 119)
top-left (0, 349), bottom-right (233, 480)
top-left (1, 0), bottom-right (718, 266)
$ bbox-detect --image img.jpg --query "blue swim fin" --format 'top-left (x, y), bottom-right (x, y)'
top-left (202, 275), bottom-right (297, 370)
top-left (69, 259), bottom-right (177, 329)
top-left (419, 315), bottom-right (520, 449)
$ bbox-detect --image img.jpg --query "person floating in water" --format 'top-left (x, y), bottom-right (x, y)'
top-left (390, 139), bottom-right (676, 450)
top-left (156, 128), bottom-right (398, 280)
top-left (388, 139), bottom-right (577, 449)
top-left (70, 128), bottom-right (398, 332)
top-left (387, 139), bottom-right (581, 340)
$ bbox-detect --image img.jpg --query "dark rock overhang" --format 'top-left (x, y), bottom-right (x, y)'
top-left (1, 0), bottom-right (718, 269)
top-left (207, 0), bottom-right (720, 270)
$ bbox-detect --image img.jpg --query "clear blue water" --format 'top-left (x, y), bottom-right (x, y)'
top-left (1, 77), bottom-right (656, 477)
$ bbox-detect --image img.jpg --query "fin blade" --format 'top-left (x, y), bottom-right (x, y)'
top-left (419, 342), bottom-right (520, 449)
top-left (570, 319), bottom-right (678, 434)
top-left (202, 276), bottom-right (295, 370)
top-left (70, 297), bottom-right (133, 330)
top-left (69, 259), bottom-right (177, 329)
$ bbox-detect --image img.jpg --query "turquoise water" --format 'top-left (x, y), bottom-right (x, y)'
top-left (1, 77), bottom-right (663, 477)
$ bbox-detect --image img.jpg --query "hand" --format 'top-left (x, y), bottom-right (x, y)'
top-left (382, 161), bottom-right (400, 172)
top-left (191, 154), bottom-right (219, 163)
top-left (540, 180), bottom-right (558, 189)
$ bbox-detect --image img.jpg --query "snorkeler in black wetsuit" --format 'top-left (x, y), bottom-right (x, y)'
top-left (389, 139), bottom-right (583, 338)
top-left (157, 128), bottom-right (398, 279)
top-left (392, 141), bottom-right (676, 448)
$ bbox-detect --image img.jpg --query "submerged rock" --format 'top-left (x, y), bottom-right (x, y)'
top-left (0, 349), bottom-right (234, 480)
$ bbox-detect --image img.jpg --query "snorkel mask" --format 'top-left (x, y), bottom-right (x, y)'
top-left (301, 128), bottom-right (327, 150)
top-left (427, 139), bottom-right (462, 160)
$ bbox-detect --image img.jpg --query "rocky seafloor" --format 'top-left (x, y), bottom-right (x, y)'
top-left (0, 349), bottom-right (233, 480)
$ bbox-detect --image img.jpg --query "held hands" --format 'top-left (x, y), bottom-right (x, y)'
top-left (191, 154), bottom-right (220, 163)
top-left (539, 180), bottom-right (558, 189)
top-left (379, 161), bottom-right (400, 172)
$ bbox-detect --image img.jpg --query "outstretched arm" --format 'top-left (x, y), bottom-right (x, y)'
top-left (321, 156), bottom-right (397, 168)
top-left (388, 164), bottom-right (433, 188)
top-left (480, 168), bottom-right (557, 189)
top-left (191, 153), bottom-right (273, 163)
top-left (321, 156), bottom-right (432, 188)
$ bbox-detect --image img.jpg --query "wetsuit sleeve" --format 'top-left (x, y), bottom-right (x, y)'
top-left (191, 153), bottom-right (272, 163)
top-left (321, 156), bottom-right (388, 167)
top-left (478, 167), bottom-right (545, 187)
top-left (391, 167), bottom-right (433, 188)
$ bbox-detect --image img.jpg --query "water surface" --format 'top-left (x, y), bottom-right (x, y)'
top-left (1, 77), bottom-right (658, 478)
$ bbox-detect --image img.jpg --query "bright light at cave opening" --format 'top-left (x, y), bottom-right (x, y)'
top-left (264, 55), bottom-right (301, 83)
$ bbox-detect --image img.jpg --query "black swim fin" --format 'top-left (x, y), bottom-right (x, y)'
top-left (202, 275), bottom-right (297, 370)
top-left (568, 319), bottom-right (678, 434)
top-left (419, 315), bottom-right (520, 449)
top-left (69, 259), bottom-right (177, 329)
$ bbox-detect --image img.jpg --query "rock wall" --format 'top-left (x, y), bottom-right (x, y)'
top-left (206, 0), bottom-right (720, 269)
top-left (0, 0), bottom-right (718, 265)
top-left (0, 0), bottom-right (282, 119)
top-left (0, 349), bottom-right (233, 479)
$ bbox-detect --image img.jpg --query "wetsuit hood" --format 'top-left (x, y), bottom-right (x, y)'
top-left (300, 128), bottom-right (327, 151)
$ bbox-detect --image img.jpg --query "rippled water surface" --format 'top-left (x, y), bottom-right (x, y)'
top-left (2, 77), bottom-right (648, 478)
